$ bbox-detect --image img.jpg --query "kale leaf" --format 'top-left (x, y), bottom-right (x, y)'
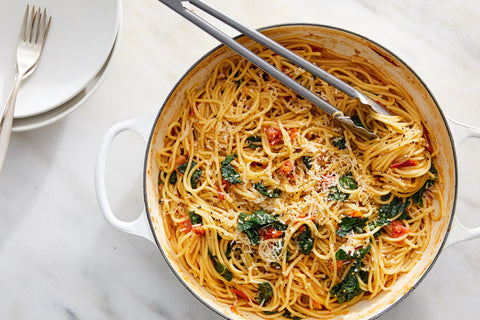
top-left (297, 226), bottom-right (314, 255)
top-left (246, 136), bottom-right (262, 149)
top-left (335, 244), bottom-right (371, 261)
top-left (332, 137), bottom-right (346, 150)
top-left (368, 218), bottom-right (391, 237)
top-left (263, 311), bottom-right (279, 315)
top-left (330, 261), bottom-right (368, 303)
top-left (176, 161), bottom-right (192, 175)
top-left (351, 115), bottom-right (364, 128)
top-left (368, 197), bottom-right (411, 237)
top-left (336, 216), bottom-right (368, 237)
top-left (168, 171), bottom-right (177, 184)
top-left (237, 210), bottom-right (276, 231)
top-left (411, 183), bottom-right (430, 207)
top-left (177, 159), bottom-right (202, 188)
top-left (302, 156), bottom-right (313, 170)
top-left (330, 244), bottom-right (371, 303)
top-left (245, 229), bottom-right (261, 246)
top-left (410, 165), bottom-right (437, 207)
top-left (208, 250), bottom-right (233, 281)
top-left (379, 197), bottom-right (410, 220)
top-left (225, 241), bottom-right (234, 260)
top-left (237, 210), bottom-right (285, 245)
top-left (159, 172), bottom-right (166, 185)
top-left (335, 248), bottom-right (353, 261)
top-left (338, 172), bottom-right (358, 190)
top-left (329, 173), bottom-right (357, 201)
top-left (254, 182), bottom-right (282, 198)
top-left (283, 309), bottom-right (302, 320)
top-left (191, 169), bottom-right (202, 188)
top-left (286, 250), bottom-right (292, 261)
top-left (272, 220), bottom-right (288, 231)
top-left (221, 153), bottom-right (243, 184)
top-left (411, 165), bottom-right (437, 207)
top-left (255, 282), bottom-right (273, 305)
top-left (188, 211), bottom-right (203, 225)
top-left (270, 262), bottom-right (281, 269)
top-left (397, 211), bottom-right (411, 221)
top-left (328, 186), bottom-right (350, 201)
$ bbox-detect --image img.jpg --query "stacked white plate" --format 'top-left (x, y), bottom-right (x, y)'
top-left (0, 0), bottom-right (122, 131)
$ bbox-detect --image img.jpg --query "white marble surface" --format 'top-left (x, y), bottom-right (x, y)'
top-left (1, 0), bottom-right (480, 319)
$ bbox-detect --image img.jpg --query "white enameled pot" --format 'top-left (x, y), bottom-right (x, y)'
top-left (95, 25), bottom-right (480, 320)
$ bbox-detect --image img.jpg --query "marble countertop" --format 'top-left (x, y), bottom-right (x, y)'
top-left (1, 0), bottom-right (480, 319)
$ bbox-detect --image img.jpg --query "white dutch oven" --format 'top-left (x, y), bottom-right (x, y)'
top-left (95, 25), bottom-right (480, 319)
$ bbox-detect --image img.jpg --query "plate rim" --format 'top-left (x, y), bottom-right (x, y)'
top-left (6, 0), bottom-right (122, 118)
top-left (11, 4), bottom-right (122, 132)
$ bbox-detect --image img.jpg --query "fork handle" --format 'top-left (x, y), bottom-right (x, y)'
top-left (0, 72), bottom-right (23, 172)
top-left (0, 73), bottom-right (22, 120)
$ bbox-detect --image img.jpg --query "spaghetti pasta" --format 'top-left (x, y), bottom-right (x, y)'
top-left (155, 35), bottom-right (442, 319)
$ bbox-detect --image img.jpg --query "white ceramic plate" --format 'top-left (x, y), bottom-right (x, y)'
top-left (12, 16), bottom-right (121, 132)
top-left (0, 0), bottom-right (121, 118)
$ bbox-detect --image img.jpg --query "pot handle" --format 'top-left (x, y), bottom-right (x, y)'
top-left (445, 118), bottom-right (480, 247)
top-left (95, 113), bottom-right (158, 244)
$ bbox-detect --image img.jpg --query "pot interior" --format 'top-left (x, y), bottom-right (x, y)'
top-left (144, 25), bottom-right (456, 319)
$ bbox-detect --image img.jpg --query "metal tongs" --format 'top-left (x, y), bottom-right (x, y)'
top-left (158, 0), bottom-right (393, 139)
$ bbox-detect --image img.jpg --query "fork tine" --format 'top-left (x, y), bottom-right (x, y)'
top-left (31, 8), bottom-right (40, 43)
top-left (15, 4), bottom-right (51, 75)
top-left (40, 9), bottom-right (51, 45)
top-left (19, 4), bottom-right (29, 42)
top-left (25, 5), bottom-right (35, 43)
top-left (39, 8), bottom-right (46, 43)
top-left (45, 16), bottom-right (51, 40)
top-left (35, 8), bottom-right (44, 44)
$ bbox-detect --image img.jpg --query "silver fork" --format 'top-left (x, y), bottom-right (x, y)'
top-left (0, 5), bottom-right (51, 173)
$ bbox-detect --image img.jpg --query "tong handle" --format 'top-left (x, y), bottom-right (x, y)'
top-left (163, 0), bottom-right (338, 116)
top-left (158, 0), bottom-right (377, 138)
top-left (190, 0), bottom-right (391, 117)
